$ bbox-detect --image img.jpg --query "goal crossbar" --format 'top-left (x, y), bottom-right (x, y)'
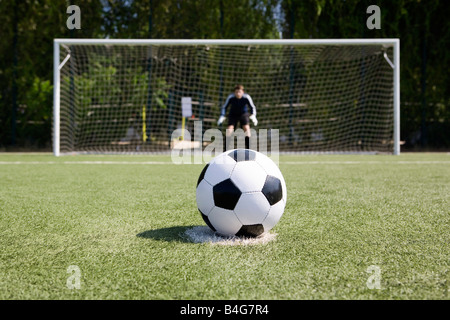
top-left (54, 38), bottom-right (399, 46)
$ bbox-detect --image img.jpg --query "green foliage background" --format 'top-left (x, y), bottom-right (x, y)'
top-left (0, 0), bottom-right (449, 149)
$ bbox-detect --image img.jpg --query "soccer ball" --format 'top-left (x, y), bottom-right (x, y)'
top-left (196, 149), bottom-right (287, 237)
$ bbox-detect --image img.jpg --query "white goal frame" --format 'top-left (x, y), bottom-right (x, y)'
top-left (53, 38), bottom-right (400, 156)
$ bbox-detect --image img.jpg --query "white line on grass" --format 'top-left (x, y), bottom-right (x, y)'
top-left (282, 161), bottom-right (450, 165)
top-left (0, 161), bottom-right (172, 165)
top-left (0, 161), bottom-right (449, 165)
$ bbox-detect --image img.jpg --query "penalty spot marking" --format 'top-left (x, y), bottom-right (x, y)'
top-left (184, 226), bottom-right (276, 246)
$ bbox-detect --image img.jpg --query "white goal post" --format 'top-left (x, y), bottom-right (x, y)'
top-left (53, 38), bottom-right (400, 156)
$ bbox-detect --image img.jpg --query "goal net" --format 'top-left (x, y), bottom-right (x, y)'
top-left (54, 39), bottom-right (399, 155)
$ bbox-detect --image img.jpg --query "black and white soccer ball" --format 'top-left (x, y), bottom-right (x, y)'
top-left (196, 149), bottom-right (287, 237)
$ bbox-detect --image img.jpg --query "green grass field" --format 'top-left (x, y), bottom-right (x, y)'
top-left (0, 153), bottom-right (449, 300)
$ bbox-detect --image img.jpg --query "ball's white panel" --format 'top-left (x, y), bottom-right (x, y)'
top-left (230, 161), bottom-right (267, 192)
top-left (254, 152), bottom-right (283, 178)
top-left (234, 192), bottom-right (271, 225)
top-left (208, 206), bottom-right (243, 236)
top-left (204, 153), bottom-right (237, 186)
top-left (255, 152), bottom-right (287, 203)
top-left (262, 200), bottom-right (285, 231)
top-left (196, 180), bottom-right (215, 216)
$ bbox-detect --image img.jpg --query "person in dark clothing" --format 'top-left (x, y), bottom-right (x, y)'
top-left (217, 84), bottom-right (258, 150)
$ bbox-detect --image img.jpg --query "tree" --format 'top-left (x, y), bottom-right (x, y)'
top-left (0, 0), bottom-right (103, 148)
top-left (1, 0), bottom-right (448, 149)
top-left (279, 0), bottom-right (450, 149)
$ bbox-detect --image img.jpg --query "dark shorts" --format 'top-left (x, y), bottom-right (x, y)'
top-left (228, 113), bottom-right (249, 127)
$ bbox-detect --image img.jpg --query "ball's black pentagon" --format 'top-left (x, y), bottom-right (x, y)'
top-left (262, 175), bottom-right (283, 205)
top-left (236, 224), bottom-right (265, 237)
top-left (196, 163), bottom-right (209, 187)
top-left (213, 178), bottom-right (242, 210)
top-left (199, 210), bottom-right (216, 232)
top-left (228, 149), bottom-right (256, 162)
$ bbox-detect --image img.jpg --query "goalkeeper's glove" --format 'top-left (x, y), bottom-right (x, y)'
top-left (217, 115), bottom-right (226, 126)
top-left (249, 114), bottom-right (258, 126)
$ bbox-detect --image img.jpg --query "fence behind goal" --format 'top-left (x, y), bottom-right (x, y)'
top-left (54, 39), bottom-right (400, 155)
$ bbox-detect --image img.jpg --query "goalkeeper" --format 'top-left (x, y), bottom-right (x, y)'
top-left (217, 84), bottom-right (258, 150)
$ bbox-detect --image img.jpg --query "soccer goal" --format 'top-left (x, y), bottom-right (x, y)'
top-left (53, 39), bottom-right (400, 156)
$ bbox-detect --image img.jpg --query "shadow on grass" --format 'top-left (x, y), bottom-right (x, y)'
top-left (137, 225), bottom-right (198, 243)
